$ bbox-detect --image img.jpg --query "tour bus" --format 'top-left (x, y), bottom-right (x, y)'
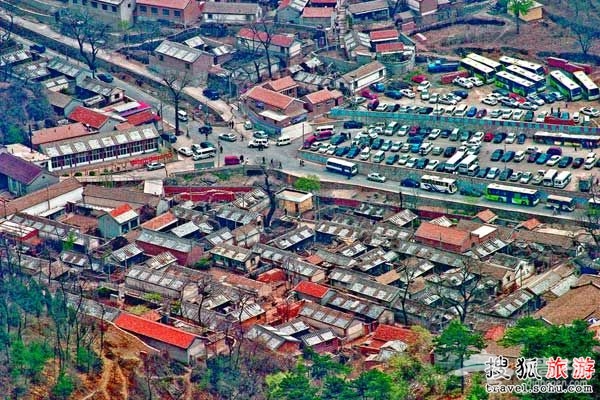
top-left (460, 58), bottom-right (495, 83)
top-left (495, 70), bottom-right (537, 97)
top-left (546, 195), bottom-right (576, 212)
top-left (498, 55), bottom-right (546, 76)
top-left (572, 71), bottom-right (600, 101)
top-left (458, 154), bottom-right (478, 174)
top-left (445, 151), bottom-right (466, 172)
top-left (466, 53), bottom-right (503, 73)
top-left (553, 171), bottom-right (572, 189)
top-left (325, 158), bottom-right (358, 177)
top-left (542, 169), bottom-right (558, 187)
top-left (420, 175), bottom-right (458, 194)
top-left (505, 64), bottom-right (546, 92)
top-left (549, 70), bottom-right (582, 101)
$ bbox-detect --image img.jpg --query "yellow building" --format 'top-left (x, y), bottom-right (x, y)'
top-left (510, 1), bottom-right (543, 22)
top-left (276, 188), bottom-right (314, 216)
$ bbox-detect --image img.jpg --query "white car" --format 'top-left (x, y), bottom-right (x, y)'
top-left (501, 109), bottom-right (513, 119)
top-left (425, 160), bottom-right (439, 170)
top-left (527, 94), bottom-right (545, 106)
top-left (482, 97), bottom-right (498, 106)
top-left (390, 141), bottom-right (402, 152)
top-left (178, 147), bottom-right (193, 157)
top-left (467, 77), bottom-right (484, 87)
top-left (428, 129), bottom-right (441, 140)
top-left (398, 125), bottom-right (410, 136)
top-left (406, 157), bottom-right (418, 168)
top-left (326, 145), bottom-right (337, 155)
top-left (535, 111), bottom-right (547, 123)
top-left (514, 151), bottom-right (525, 162)
top-left (398, 154), bottom-right (410, 165)
top-left (367, 172), bottom-right (386, 183)
top-left (420, 89), bottom-right (430, 100)
top-left (432, 107), bottom-right (445, 115)
top-left (520, 171), bottom-right (533, 184)
top-left (581, 107), bottom-right (600, 117)
top-left (546, 155), bottom-right (562, 166)
top-left (505, 132), bottom-right (517, 144)
top-left (512, 110), bottom-right (524, 120)
top-left (417, 81), bottom-right (431, 91)
top-left (472, 131), bottom-right (484, 141)
top-left (146, 162), bottom-right (165, 171)
top-left (453, 77), bottom-right (473, 89)
top-left (428, 93), bottom-right (439, 104)
top-left (400, 89), bottom-right (416, 98)
top-left (519, 101), bottom-right (538, 110)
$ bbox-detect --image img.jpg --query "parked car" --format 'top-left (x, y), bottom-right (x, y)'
top-left (498, 168), bottom-right (513, 181)
top-left (535, 153), bottom-right (550, 165)
top-left (178, 147), bottom-right (194, 157)
top-left (343, 120), bottom-right (363, 129)
top-left (483, 132), bottom-right (494, 142)
top-left (401, 178), bottom-right (420, 188)
top-left (482, 97), bottom-right (498, 106)
top-left (476, 167), bottom-right (490, 179)
top-left (492, 132), bottom-right (506, 143)
top-left (146, 162), bottom-right (165, 171)
top-left (486, 167), bottom-right (501, 179)
top-left (367, 172), bottom-right (386, 183)
top-left (444, 146), bottom-right (457, 157)
top-left (360, 89), bottom-right (378, 100)
top-left (385, 154), bottom-right (399, 165)
top-left (531, 170), bottom-right (545, 185)
top-left (505, 132), bottom-right (517, 144)
top-left (29, 44), bottom-right (46, 53)
top-left (527, 152), bottom-right (541, 163)
top-left (425, 160), bottom-right (439, 170)
top-left (415, 158), bottom-right (429, 169)
top-left (466, 106), bottom-right (477, 118)
top-left (572, 157), bottom-right (585, 168)
top-left (417, 80), bottom-right (431, 91)
top-left (453, 77), bottom-right (473, 89)
top-left (97, 73), bottom-right (114, 83)
top-left (491, 149), bottom-right (504, 161)
top-left (475, 109), bottom-right (487, 118)
top-left (546, 155), bottom-right (562, 166)
top-left (370, 82), bottom-right (385, 92)
top-left (520, 171), bottom-right (533, 184)
top-left (519, 101), bottom-right (537, 111)
top-left (579, 177), bottom-right (593, 192)
top-left (390, 141), bottom-right (402, 152)
top-left (432, 146), bottom-right (444, 156)
top-left (400, 89), bottom-right (416, 98)
top-left (581, 107), bottom-right (600, 117)
top-left (452, 89), bottom-right (469, 99)
top-left (384, 90), bottom-right (403, 99)
top-left (512, 110), bottom-right (524, 120)
top-left (509, 171), bottom-right (523, 182)
top-left (199, 125), bottom-right (213, 135)
top-left (558, 156), bottom-right (573, 168)
top-left (516, 133), bottom-right (527, 144)
top-left (335, 146), bottom-right (350, 157)
top-left (468, 77), bottom-right (484, 87)
top-left (219, 132), bottom-right (238, 142)
top-left (501, 151), bottom-right (515, 162)
top-left (514, 151), bottom-right (525, 162)
top-left (203, 88), bottom-right (220, 100)
top-left (160, 132), bottom-right (177, 143)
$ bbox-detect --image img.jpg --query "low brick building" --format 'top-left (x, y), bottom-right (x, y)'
top-left (153, 40), bottom-right (214, 76)
top-left (302, 88), bottom-right (343, 118)
top-left (135, 0), bottom-right (201, 26)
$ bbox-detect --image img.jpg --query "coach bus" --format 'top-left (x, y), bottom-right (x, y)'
top-left (505, 64), bottom-right (546, 92)
top-left (533, 132), bottom-right (600, 148)
top-left (498, 55), bottom-right (546, 75)
top-left (466, 53), bottom-right (503, 73)
top-left (485, 184), bottom-right (540, 206)
top-left (420, 175), bottom-right (458, 194)
top-left (546, 195), bottom-right (576, 212)
top-left (495, 70), bottom-right (537, 96)
top-left (572, 71), bottom-right (600, 101)
top-left (325, 158), bottom-right (358, 177)
top-left (549, 70), bottom-right (582, 101)
top-left (460, 58), bottom-right (495, 83)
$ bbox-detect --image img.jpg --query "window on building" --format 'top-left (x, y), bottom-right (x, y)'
top-left (91, 150), bottom-right (101, 161)
top-left (158, 55), bottom-right (164, 61)
top-left (207, 13), bottom-right (213, 19)
top-left (112, 5), bottom-right (117, 12)
top-left (162, 9), bottom-right (170, 16)
top-left (91, 1), bottom-right (97, 8)
top-left (133, 142), bottom-right (142, 153)
top-left (185, 63), bottom-right (190, 70)
top-left (101, 3), bottom-right (107, 10)
top-left (174, 10), bottom-right (181, 17)
top-left (119, 144), bottom-right (128, 156)
top-left (151, 7), bottom-right (158, 14)
top-left (246, 15), bottom-right (252, 21)
top-left (139, 5), bottom-right (147, 12)
top-left (77, 153), bottom-right (87, 164)
top-left (105, 147), bottom-right (114, 158)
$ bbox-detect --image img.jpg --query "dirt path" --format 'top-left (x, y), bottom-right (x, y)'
top-left (80, 356), bottom-right (129, 400)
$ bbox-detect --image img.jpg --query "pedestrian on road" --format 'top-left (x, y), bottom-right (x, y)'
top-left (219, 145), bottom-right (223, 153)
top-left (270, 159), bottom-right (274, 167)
top-left (262, 156), bottom-right (266, 164)
top-left (279, 161), bottom-right (282, 168)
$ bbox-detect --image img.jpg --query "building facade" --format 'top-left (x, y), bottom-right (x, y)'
top-left (66, 0), bottom-right (135, 25)
top-left (135, 0), bottom-right (201, 26)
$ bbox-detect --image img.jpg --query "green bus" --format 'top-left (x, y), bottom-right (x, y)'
top-left (485, 183), bottom-right (540, 206)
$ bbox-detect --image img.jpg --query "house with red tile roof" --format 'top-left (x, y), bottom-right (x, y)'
top-left (414, 221), bottom-right (476, 253)
top-left (375, 42), bottom-right (405, 55)
top-left (114, 312), bottom-right (205, 364)
top-left (360, 324), bottom-right (419, 355)
top-left (126, 109), bottom-right (161, 126)
top-left (263, 76), bottom-right (299, 98)
top-left (0, 152), bottom-right (59, 196)
top-left (369, 29), bottom-right (399, 43)
top-left (300, 7), bottom-right (336, 28)
top-left (293, 281), bottom-right (332, 304)
top-left (140, 211), bottom-right (178, 232)
top-left (302, 88), bottom-right (343, 118)
top-left (32, 123), bottom-right (91, 146)
top-left (98, 203), bottom-right (140, 239)
top-left (136, 0), bottom-right (202, 27)
top-left (237, 28), bottom-right (302, 60)
top-left (242, 86), bottom-right (307, 130)
top-left (68, 106), bottom-right (117, 132)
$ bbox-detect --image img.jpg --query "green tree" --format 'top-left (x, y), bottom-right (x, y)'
top-left (266, 364), bottom-right (318, 400)
top-left (434, 320), bottom-right (484, 393)
top-left (466, 373), bottom-right (488, 400)
top-left (351, 369), bottom-right (408, 400)
top-left (293, 175), bottom-right (321, 192)
top-left (52, 371), bottom-right (75, 399)
top-left (507, 0), bottom-right (534, 34)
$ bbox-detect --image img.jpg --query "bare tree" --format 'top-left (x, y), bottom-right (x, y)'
top-left (432, 259), bottom-right (483, 324)
top-left (255, 166), bottom-right (277, 228)
top-left (238, 30), bottom-right (265, 83)
top-left (571, 20), bottom-right (599, 57)
top-left (60, 10), bottom-right (110, 78)
top-left (583, 181), bottom-right (600, 255)
top-left (397, 258), bottom-right (420, 326)
top-left (194, 274), bottom-right (215, 327)
top-left (160, 70), bottom-right (193, 136)
top-left (249, 21), bottom-right (275, 80)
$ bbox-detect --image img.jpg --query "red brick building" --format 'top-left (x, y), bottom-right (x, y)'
top-left (242, 86), bottom-right (307, 129)
top-left (414, 222), bottom-right (476, 253)
top-left (153, 40), bottom-right (214, 76)
top-left (263, 76), bottom-right (299, 98)
top-left (293, 280), bottom-right (332, 304)
top-left (302, 88), bottom-right (343, 118)
top-left (135, 0), bottom-right (201, 26)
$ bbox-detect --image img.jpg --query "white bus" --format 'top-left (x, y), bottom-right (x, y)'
top-left (495, 70), bottom-right (537, 96)
top-left (458, 154), bottom-right (478, 174)
top-left (553, 171), bottom-right (572, 189)
top-left (549, 70), bottom-right (582, 101)
top-left (467, 53), bottom-right (503, 72)
top-left (546, 195), bottom-right (575, 212)
top-left (572, 71), bottom-right (600, 101)
top-left (445, 151), bottom-right (466, 173)
top-left (460, 58), bottom-right (495, 83)
top-left (325, 158), bottom-right (358, 177)
top-left (498, 55), bottom-right (545, 75)
top-left (505, 64), bottom-right (546, 92)
top-left (542, 169), bottom-right (558, 187)
top-left (420, 175), bottom-right (458, 194)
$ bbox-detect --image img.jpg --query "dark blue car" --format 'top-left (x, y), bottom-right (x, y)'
top-left (466, 106), bottom-right (477, 118)
top-left (401, 178), bottom-right (420, 188)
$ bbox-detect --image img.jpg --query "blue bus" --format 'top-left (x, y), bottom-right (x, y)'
top-left (325, 158), bottom-right (358, 177)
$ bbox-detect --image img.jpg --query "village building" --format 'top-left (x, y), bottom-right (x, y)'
top-left (246, 324), bottom-right (302, 354)
top-left (77, 76), bottom-right (126, 107)
top-left (97, 204), bottom-right (140, 238)
top-left (236, 28), bottom-right (302, 60)
top-left (263, 76), bottom-right (299, 98)
top-left (136, 229), bottom-right (203, 266)
top-left (302, 88), bottom-right (344, 118)
top-left (298, 302), bottom-right (364, 340)
top-left (270, 226), bottom-right (314, 251)
top-left (242, 86), bottom-right (307, 131)
top-left (135, 0), bottom-right (202, 26)
top-left (0, 153), bottom-right (59, 197)
top-left (336, 61), bottom-right (386, 93)
top-left (300, 329), bottom-right (341, 353)
top-left (300, 7), bottom-right (336, 28)
top-left (275, 188), bottom-right (314, 216)
top-left (210, 243), bottom-right (260, 273)
top-left (66, 0), bottom-right (136, 26)
top-left (153, 40), bottom-right (214, 76)
top-left (202, 2), bottom-right (262, 24)
top-left (32, 123), bottom-right (92, 148)
top-left (347, 0), bottom-right (389, 22)
top-left (125, 264), bottom-right (197, 300)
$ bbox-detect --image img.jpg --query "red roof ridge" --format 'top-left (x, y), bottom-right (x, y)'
top-left (114, 313), bottom-right (198, 349)
top-left (294, 280), bottom-right (330, 299)
top-left (68, 106), bottom-right (110, 129)
top-left (110, 203), bottom-right (134, 218)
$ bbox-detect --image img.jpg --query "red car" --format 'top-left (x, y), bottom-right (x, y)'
top-left (509, 92), bottom-right (526, 103)
top-left (411, 74), bottom-right (427, 84)
top-left (408, 125), bottom-right (420, 136)
top-left (475, 109), bottom-right (487, 118)
top-left (360, 89), bottom-right (378, 100)
top-left (483, 132), bottom-right (494, 142)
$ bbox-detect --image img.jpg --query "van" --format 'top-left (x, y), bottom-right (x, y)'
top-left (303, 135), bottom-right (317, 149)
top-left (573, 112), bottom-right (580, 124)
top-left (276, 135), bottom-right (291, 146)
top-left (454, 104), bottom-right (468, 117)
top-left (384, 122), bottom-right (399, 136)
top-left (248, 138), bottom-right (269, 148)
top-left (193, 147), bottom-right (216, 159)
top-left (177, 110), bottom-right (188, 122)
top-left (467, 164), bottom-right (480, 176)
top-left (449, 128), bottom-right (460, 141)
top-left (372, 150), bottom-right (385, 163)
top-left (359, 147), bottom-right (371, 161)
top-left (419, 142), bottom-right (433, 155)
top-left (315, 130), bottom-right (334, 141)
top-left (315, 125), bottom-right (335, 134)
top-left (553, 171), bottom-right (572, 189)
top-left (224, 155), bottom-right (240, 165)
